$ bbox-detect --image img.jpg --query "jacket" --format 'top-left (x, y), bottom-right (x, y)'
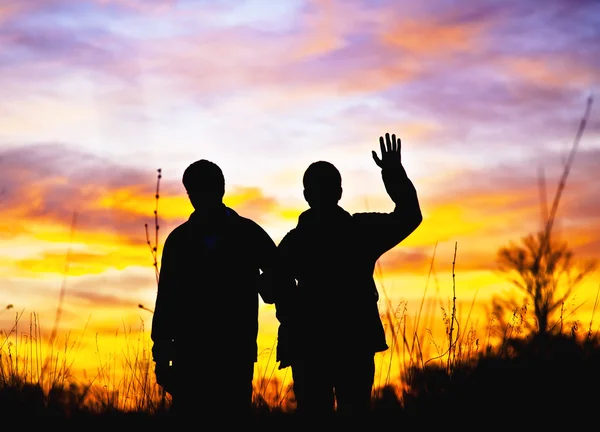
top-left (151, 205), bottom-right (277, 366)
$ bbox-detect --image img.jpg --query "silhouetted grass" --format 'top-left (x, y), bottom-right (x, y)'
top-left (3, 280), bottom-right (600, 421)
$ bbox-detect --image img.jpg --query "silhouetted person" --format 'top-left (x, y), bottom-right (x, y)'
top-left (274, 132), bottom-right (422, 417)
top-left (150, 159), bottom-right (277, 419)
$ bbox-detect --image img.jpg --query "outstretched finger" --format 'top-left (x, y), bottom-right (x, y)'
top-left (385, 132), bottom-right (392, 152)
top-left (379, 135), bottom-right (385, 156)
top-left (392, 133), bottom-right (397, 152)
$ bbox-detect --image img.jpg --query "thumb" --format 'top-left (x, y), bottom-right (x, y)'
top-left (372, 151), bottom-right (381, 166)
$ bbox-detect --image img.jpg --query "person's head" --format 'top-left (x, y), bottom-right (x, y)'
top-left (302, 161), bottom-right (342, 209)
top-left (182, 159), bottom-right (225, 211)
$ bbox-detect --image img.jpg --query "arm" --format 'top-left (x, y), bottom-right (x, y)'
top-left (150, 233), bottom-right (177, 364)
top-left (375, 132), bottom-right (422, 227)
top-left (150, 232), bottom-right (178, 394)
top-left (272, 232), bottom-right (298, 369)
top-left (358, 132), bottom-right (423, 256)
top-left (272, 232), bottom-right (298, 325)
top-left (253, 224), bottom-right (278, 304)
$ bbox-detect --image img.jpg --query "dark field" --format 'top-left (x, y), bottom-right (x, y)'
top-left (2, 331), bottom-right (599, 427)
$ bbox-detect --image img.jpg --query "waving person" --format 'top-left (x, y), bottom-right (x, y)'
top-left (273, 132), bottom-right (423, 417)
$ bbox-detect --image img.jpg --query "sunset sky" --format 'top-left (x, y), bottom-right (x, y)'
top-left (1, 0), bottom-right (599, 386)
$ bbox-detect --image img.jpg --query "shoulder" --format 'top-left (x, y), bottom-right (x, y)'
top-left (278, 228), bottom-right (299, 248)
top-left (164, 221), bottom-right (190, 244)
top-left (230, 210), bottom-right (261, 231)
top-left (229, 209), bottom-right (273, 240)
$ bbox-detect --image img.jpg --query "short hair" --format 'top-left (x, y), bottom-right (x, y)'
top-left (303, 161), bottom-right (342, 191)
top-left (182, 159), bottom-right (225, 194)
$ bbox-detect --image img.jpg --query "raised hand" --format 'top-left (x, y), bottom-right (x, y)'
top-left (372, 132), bottom-right (402, 170)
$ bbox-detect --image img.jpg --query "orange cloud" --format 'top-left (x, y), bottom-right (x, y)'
top-left (95, 185), bottom-right (192, 221)
top-left (295, 0), bottom-right (347, 59)
top-left (503, 57), bottom-right (597, 88)
top-left (382, 18), bottom-right (487, 56)
top-left (224, 186), bottom-right (279, 222)
top-left (12, 245), bottom-right (149, 277)
top-left (338, 60), bottom-right (422, 94)
top-left (409, 188), bottom-right (540, 246)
